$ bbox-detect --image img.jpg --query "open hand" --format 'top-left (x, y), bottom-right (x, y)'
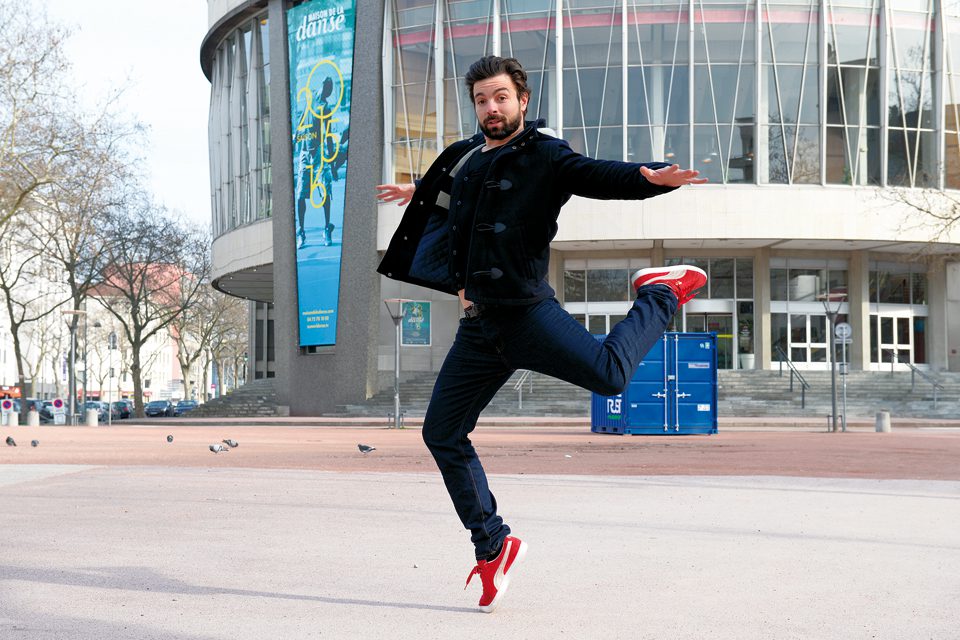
top-left (640, 164), bottom-right (708, 187)
top-left (376, 183), bottom-right (416, 206)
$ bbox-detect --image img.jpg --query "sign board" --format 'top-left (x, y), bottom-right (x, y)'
top-left (1, 399), bottom-right (12, 426)
top-left (52, 398), bottom-right (66, 425)
top-left (401, 301), bottom-right (431, 346)
top-left (835, 322), bottom-right (852, 339)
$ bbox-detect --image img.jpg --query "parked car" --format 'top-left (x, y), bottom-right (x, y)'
top-left (145, 400), bottom-right (175, 417)
top-left (111, 400), bottom-right (133, 419)
top-left (6, 399), bottom-right (52, 423)
top-left (84, 401), bottom-right (110, 422)
top-left (174, 400), bottom-right (198, 416)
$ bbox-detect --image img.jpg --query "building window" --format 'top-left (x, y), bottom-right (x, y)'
top-left (208, 13), bottom-right (271, 237)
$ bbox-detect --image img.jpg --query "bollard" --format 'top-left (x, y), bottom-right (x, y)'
top-left (875, 410), bottom-right (891, 433)
top-left (85, 409), bottom-right (99, 427)
top-left (7, 412), bottom-right (19, 427)
top-left (27, 410), bottom-right (39, 427)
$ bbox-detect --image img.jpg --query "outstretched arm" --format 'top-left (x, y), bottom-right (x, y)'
top-left (375, 183), bottom-right (416, 206)
top-left (639, 164), bottom-right (708, 187)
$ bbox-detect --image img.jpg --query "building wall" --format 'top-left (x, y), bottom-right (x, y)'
top-left (202, 0), bottom-right (960, 418)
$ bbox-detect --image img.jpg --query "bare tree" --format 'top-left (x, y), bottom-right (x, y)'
top-left (169, 282), bottom-right (244, 402)
top-left (93, 203), bottom-right (211, 417)
top-left (0, 2), bottom-right (75, 229)
top-left (208, 300), bottom-right (249, 397)
top-left (0, 215), bottom-right (70, 420)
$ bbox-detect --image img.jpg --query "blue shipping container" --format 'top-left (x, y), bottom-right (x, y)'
top-left (591, 332), bottom-right (718, 435)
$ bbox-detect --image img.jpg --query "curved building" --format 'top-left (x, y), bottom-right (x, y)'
top-left (202, 0), bottom-right (960, 415)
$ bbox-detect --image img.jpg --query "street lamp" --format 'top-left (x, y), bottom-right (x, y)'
top-left (819, 291), bottom-right (847, 433)
top-left (383, 298), bottom-right (411, 429)
top-left (60, 308), bottom-right (87, 425)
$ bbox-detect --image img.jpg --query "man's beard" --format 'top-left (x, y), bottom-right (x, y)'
top-left (479, 112), bottom-right (523, 140)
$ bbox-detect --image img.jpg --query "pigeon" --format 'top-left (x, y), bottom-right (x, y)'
top-left (166, 435), bottom-right (174, 443)
top-left (358, 444), bottom-right (376, 454)
top-left (209, 443), bottom-right (229, 453)
top-left (5, 436), bottom-right (15, 447)
top-left (222, 439), bottom-right (238, 448)
top-left (30, 440), bottom-right (38, 447)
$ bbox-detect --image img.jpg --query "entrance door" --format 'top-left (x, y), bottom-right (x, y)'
top-left (685, 314), bottom-right (733, 369)
top-left (874, 314), bottom-right (912, 366)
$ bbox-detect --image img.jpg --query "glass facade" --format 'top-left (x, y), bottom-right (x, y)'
top-left (385, 0), bottom-right (960, 191)
top-left (208, 14), bottom-right (272, 237)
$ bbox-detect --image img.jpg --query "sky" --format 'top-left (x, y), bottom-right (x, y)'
top-left (39, 0), bottom-right (213, 228)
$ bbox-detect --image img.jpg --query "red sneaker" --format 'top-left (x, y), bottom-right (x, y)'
top-left (631, 265), bottom-right (707, 306)
top-left (464, 536), bottom-right (528, 613)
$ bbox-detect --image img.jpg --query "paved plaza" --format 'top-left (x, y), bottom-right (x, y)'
top-left (1, 424), bottom-right (958, 639)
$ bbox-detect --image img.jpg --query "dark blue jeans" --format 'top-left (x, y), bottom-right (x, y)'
top-left (421, 285), bottom-right (678, 559)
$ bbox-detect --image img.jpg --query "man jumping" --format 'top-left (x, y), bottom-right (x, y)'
top-left (376, 56), bottom-right (708, 613)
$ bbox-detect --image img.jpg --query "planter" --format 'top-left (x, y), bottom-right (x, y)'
top-left (739, 353), bottom-right (755, 370)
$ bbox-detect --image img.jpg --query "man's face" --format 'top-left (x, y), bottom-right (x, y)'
top-left (472, 73), bottom-right (528, 141)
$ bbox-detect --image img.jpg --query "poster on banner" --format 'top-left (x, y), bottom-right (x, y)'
top-left (288, 0), bottom-right (357, 347)
top-left (401, 301), bottom-right (431, 346)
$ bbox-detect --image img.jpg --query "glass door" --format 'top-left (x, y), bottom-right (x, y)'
top-left (872, 314), bottom-right (912, 367)
top-left (686, 313), bottom-right (733, 369)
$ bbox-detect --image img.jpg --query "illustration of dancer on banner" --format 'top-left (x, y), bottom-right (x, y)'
top-left (294, 70), bottom-right (345, 249)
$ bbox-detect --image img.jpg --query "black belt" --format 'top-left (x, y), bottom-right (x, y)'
top-left (463, 303), bottom-right (485, 319)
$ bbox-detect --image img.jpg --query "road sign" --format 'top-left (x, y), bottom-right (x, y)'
top-left (1, 399), bottom-right (12, 426)
top-left (52, 398), bottom-right (66, 425)
top-left (835, 322), bottom-right (852, 339)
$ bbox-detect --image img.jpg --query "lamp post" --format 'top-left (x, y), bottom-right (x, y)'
top-left (107, 330), bottom-right (116, 426)
top-left (820, 292), bottom-right (846, 433)
top-left (60, 308), bottom-right (87, 425)
top-left (383, 298), bottom-right (411, 429)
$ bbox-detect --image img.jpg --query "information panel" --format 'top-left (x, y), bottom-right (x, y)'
top-left (401, 301), bottom-right (431, 346)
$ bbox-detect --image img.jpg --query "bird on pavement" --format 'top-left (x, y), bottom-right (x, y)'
top-left (30, 440), bottom-right (38, 447)
top-left (358, 444), bottom-right (376, 454)
top-left (166, 435), bottom-right (174, 443)
top-left (5, 436), bottom-right (15, 447)
top-left (209, 443), bottom-right (229, 453)
top-left (222, 439), bottom-right (238, 448)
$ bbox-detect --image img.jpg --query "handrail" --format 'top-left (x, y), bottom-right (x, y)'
top-left (514, 370), bottom-right (533, 409)
top-left (882, 349), bottom-right (943, 408)
top-left (775, 345), bottom-right (810, 409)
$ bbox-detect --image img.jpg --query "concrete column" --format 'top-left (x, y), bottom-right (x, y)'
top-left (948, 262), bottom-right (960, 372)
top-left (756, 248), bottom-right (771, 369)
top-left (270, 0), bottom-right (385, 415)
top-left (925, 257), bottom-right (948, 372)
top-left (651, 240), bottom-right (664, 267)
top-left (847, 251), bottom-right (870, 371)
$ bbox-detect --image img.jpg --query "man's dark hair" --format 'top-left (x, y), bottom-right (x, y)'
top-left (465, 56), bottom-right (530, 105)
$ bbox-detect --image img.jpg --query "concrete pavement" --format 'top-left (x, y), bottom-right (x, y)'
top-left (1, 422), bottom-right (959, 639)
top-left (1, 462), bottom-right (958, 639)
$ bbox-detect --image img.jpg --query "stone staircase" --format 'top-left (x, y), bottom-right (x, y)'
top-left (717, 369), bottom-right (960, 419)
top-left (333, 371), bottom-right (592, 418)
top-left (185, 369), bottom-right (958, 421)
top-left (188, 378), bottom-right (287, 418)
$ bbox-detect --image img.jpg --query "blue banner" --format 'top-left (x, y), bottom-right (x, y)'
top-left (288, 0), bottom-right (356, 347)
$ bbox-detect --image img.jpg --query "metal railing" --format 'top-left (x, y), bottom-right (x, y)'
top-left (882, 349), bottom-right (944, 408)
top-left (514, 370), bottom-right (533, 409)
top-left (775, 345), bottom-right (810, 409)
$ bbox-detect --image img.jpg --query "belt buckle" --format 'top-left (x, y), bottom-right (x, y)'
top-left (464, 304), bottom-right (482, 319)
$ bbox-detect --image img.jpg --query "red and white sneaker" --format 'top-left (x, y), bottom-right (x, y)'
top-left (631, 265), bottom-right (707, 306)
top-left (464, 536), bottom-right (528, 613)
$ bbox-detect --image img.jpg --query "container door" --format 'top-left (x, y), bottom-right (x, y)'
top-left (670, 333), bottom-right (718, 433)
top-left (625, 335), bottom-right (669, 431)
